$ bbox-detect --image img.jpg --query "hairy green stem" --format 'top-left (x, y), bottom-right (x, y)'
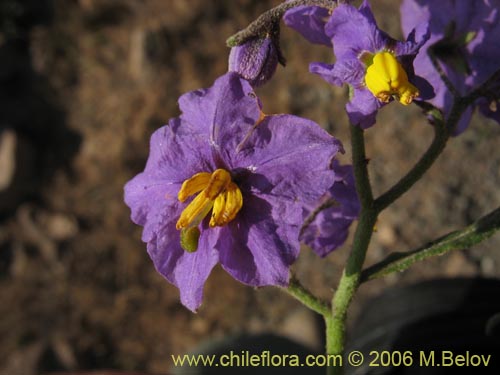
top-left (350, 126), bottom-right (374, 206)
top-left (465, 68), bottom-right (500, 104)
top-left (283, 277), bottom-right (331, 316)
top-left (374, 119), bottom-right (448, 212)
top-left (361, 206), bottom-right (500, 282)
top-left (375, 95), bottom-right (475, 213)
top-left (226, 0), bottom-right (337, 47)
top-left (327, 126), bottom-right (377, 375)
top-left (329, 211), bottom-right (377, 371)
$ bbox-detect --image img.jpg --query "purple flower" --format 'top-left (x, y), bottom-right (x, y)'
top-left (228, 36), bottom-right (279, 87)
top-left (401, 0), bottom-right (500, 134)
top-left (285, 0), bottom-right (431, 128)
top-left (300, 162), bottom-right (359, 257)
top-left (124, 72), bottom-right (342, 311)
top-left (283, 5), bottom-right (332, 47)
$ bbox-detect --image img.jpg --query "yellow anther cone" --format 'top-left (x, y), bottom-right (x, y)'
top-left (365, 52), bottom-right (419, 106)
top-left (176, 169), bottom-right (244, 251)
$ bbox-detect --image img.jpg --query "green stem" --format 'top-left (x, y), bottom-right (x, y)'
top-left (375, 94), bottom-right (474, 213)
top-left (329, 211), bottom-right (377, 344)
top-left (327, 126), bottom-right (377, 375)
top-left (374, 119), bottom-right (449, 212)
top-left (323, 43), bottom-right (497, 375)
top-left (350, 126), bottom-right (374, 206)
top-left (325, 314), bottom-right (336, 375)
top-left (464, 68), bottom-right (500, 104)
top-left (283, 277), bottom-right (331, 316)
top-left (361, 206), bottom-right (500, 282)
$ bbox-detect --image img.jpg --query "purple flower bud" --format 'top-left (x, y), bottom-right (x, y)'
top-left (228, 37), bottom-right (279, 87)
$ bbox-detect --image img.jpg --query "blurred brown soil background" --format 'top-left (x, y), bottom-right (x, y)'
top-left (0, 0), bottom-right (499, 374)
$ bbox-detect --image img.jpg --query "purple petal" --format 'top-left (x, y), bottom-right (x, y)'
top-left (310, 60), bottom-right (365, 86)
top-left (329, 163), bottom-right (360, 219)
top-left (326, 1), bottom-right (387, 59)
top-left (172, 231), bottom-right (220, 312)
top-left (357, 0), bottom-right (377, 24)
top-left (284, 6), bottom-right (332, 46)
top-left (452, 105), bottom-right (474, 136)
top-left (467, 6), bottom-right (500, 87)
top-left (346, 88), bottom-right (382, 128)
top-left (395, 21), bottom-right (430, 57)
top-left (124, 120), bottom-right (214, 242)
top-left (309, 62), bottom-right (340, 86)
top-left (144, 119), bottom-right (214, 182)
top-left (178, 73), bottom-right (262, 157)
top-left (401, 0), bottom-right (500, 133)
top-left (412, 75), bottom-right (436, 101)
top-left (302, 217), bottom-right (352, 257)
top-left (124, 173), bottom-right (181, 242)
top-left (217, 195), bottom-right (298, 286)
top-left (301, 162), bottom-right (360, 257)
top-left (151, 222), bottom-right (220, 312)
top-left (232, 114), bottom-right (342, 204)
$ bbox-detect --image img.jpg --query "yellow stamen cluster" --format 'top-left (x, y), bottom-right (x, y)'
top-left (176, 169), bottom-right (243, 231)
top-left (364, 51), bottom-right (419, 106)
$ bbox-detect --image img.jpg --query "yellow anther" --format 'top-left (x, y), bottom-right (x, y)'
top-left (209, 182), bottom-right (243, 227)
top-left (178, 172), bottom-right (211, 202)
top-left (175, 169), bottom-right (243, 239)
top-left (204, 169), bottom-right (232, 200)
top-left (176, 190), bottom-right (214, 230)
top-left (365, 51), bottom-right (419, 106)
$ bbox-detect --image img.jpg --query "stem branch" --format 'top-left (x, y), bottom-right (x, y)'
top-left (283, 277), bottom-right (331, 317)
top-left (374, 119), bottom-right (448, 212)
top-left (361, 206), bottom-right (500, 282)
top-left (226, 0), bottom-right (337, 47)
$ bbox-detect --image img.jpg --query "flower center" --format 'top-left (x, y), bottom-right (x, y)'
top-left (364, 51), bottom-right (419, 105)
top-left (176, 169), bottom-right (243, 252)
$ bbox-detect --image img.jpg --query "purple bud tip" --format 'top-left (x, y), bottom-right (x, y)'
top-left (228, 37), bottom-right (279, 87)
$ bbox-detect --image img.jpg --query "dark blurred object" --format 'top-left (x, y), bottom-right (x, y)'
top-left (44, 372), bottom-right (159, 375)
top-left (0, 0), bottom-right (51, 40)
top-left (43, 370), bottom-right (160, 375)
top-left (346, 278), bottom-right (500, 374)
top-left (0, 127), bottom-right (36, 213)
top-left (0, 0), bottom-right (81, 216)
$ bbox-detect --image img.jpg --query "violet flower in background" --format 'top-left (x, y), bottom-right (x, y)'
top-left (228, 36), bottom-right (279, 87)
top-left (285, 0), bottom-right (431, 128)
top-left (283, 4), bottom-right (332, 47)
top-left (124, 72), bottom-right (342, 311)
top-left (401, 0), bottom-right (500, 134)
top-left (283, 0), bottom-right (357, 47)
top-left (300, 162), bottom-right (360, 258)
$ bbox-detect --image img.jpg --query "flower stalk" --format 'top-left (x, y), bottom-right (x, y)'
top-left (284, 277), bottom-right (331, 316)
top-left (361, 206), bottom-right (500, 282)
top-left (374, 117), bottom-right (449, 212)
top-left (226, 0), bottom-right (338, 47)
